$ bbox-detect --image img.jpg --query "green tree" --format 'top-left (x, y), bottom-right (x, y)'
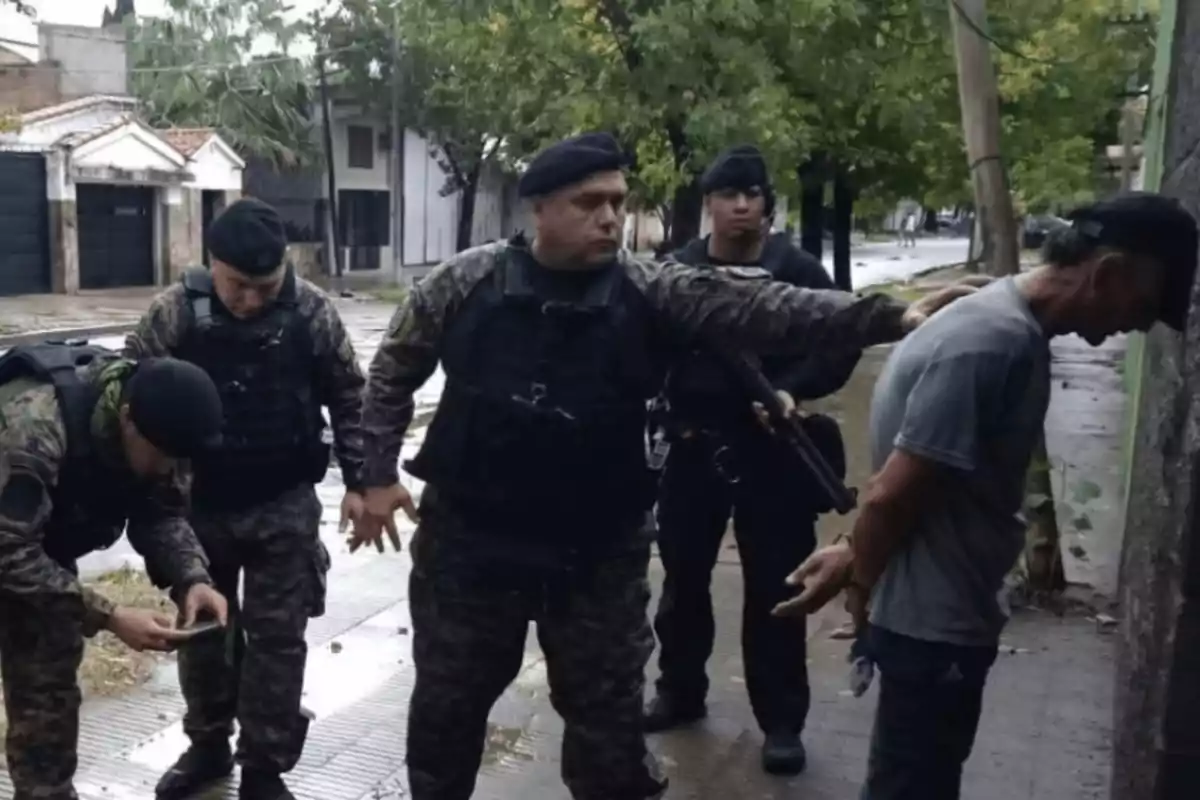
top-left (128, 0), bottom-right (318, 168)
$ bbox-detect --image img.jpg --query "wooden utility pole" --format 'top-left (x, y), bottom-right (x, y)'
top-left (391, 6), bottom-right (405, 278)
top-left (948, 0), bottom-right (1020, 276)
top-left (317, 52), bottom-right (344, 279)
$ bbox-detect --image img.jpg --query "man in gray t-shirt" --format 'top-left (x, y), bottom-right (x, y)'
top-left (867, 277), bottom-right (1050, 646)
top-left (773, 192), bottom-right (1199, 800)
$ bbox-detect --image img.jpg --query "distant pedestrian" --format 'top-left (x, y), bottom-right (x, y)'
top-left (901, 214), bottom-right (918, 247)
top-left (775, 192), bottom-right (1200, 800)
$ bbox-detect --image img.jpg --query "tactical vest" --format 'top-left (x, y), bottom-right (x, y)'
top-left (664, 239), bottom-right (778, 427)
top-left (405, 248), bottom-right (660, 542)
top-left (175, 266), bottom-right (329, 511)
top-left (0, 342), bottom-right (131, 569)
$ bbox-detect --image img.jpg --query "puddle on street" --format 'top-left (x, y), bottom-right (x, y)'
top-left (126, 603), bottom-right (412, 772)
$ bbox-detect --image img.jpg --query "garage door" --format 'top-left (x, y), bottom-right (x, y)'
top-left (77, 184), bottom-right (155, 289)
top-left (0, 153), bottom-right (52, 296)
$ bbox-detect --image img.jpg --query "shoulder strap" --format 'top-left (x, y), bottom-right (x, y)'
top-left (182, 267), bottom-right (215, 330)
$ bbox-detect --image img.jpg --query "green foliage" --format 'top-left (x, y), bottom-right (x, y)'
top-left (128, 0), bottom-right (318, 168)
top-left (313, 0), bottom-right (1153, 216)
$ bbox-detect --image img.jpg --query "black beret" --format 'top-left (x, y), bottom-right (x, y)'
top-left (206, 198), bottom-right (287, 277)
top-left (1068, 192), bottom-right (1199, 330)
top-left (700, 145), bottom-right (771, 194)
top-left (518, 132), bottom-right (630, 198)
top-left (126, 358), bottom-right (224, 459)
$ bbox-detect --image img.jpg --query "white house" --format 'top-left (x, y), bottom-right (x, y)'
top-left (0, 95), bottom-right (243, 295)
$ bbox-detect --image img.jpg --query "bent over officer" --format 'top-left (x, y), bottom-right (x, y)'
top-left (350, 132), bottom-right (976, 800)
top-left (645, 145), bottom-right (856, 774)
top-left (124, 199), bottom-right (367, 800)
top-left (0, 345), bottom-right (229, 800)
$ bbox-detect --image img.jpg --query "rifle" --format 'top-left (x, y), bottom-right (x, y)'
top-left (710, 342), bottom-right (859, 515)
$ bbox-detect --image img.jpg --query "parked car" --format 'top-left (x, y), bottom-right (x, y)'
top-left (1022, 214), bottom-right (1070, 250)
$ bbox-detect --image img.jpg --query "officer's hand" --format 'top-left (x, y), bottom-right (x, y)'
top-left (181, 583), bottom-right (229, 628)
top-left (106, 607), bottom-right (189, 652)
top-left (900, 282), bottom-right (983, 331)
top-left (752, 389), bottom-right (796, 431)
top-left (771, 541), bottom-right (854, 618)
top-left (349, 484), bottom-right (414, 554)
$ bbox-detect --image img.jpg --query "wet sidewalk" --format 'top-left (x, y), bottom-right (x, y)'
top-left (12, 551), bottom-right (1115, 800)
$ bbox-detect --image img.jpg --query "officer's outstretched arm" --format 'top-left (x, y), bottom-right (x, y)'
top-left (642, 262), bottom-right (913, 359)
top-left (0, 414), bottom-right (116, 635)
top-left (362, 275), bottom-right (446, 487)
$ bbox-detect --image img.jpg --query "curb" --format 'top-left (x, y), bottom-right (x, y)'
top-left (0, 322), bottom-right (136, 348)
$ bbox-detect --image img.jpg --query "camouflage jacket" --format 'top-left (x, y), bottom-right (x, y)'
top-left (360, 241), bottom-right (912, 487)
top-left (123, 278), bottom-right (366, 490)
top-left (0, 359), bottom-right (211, 636)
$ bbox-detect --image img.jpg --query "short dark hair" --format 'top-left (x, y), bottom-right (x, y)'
top-left (1043, 192), bottom-right (1199, 330)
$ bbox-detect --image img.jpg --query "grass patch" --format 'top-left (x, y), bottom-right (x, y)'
top-left (0, 566), bottom-right (175, 741)
top-left (368, 286), bottom-right (409, 305)
top-left (80, 566), bottom-right (176, 697)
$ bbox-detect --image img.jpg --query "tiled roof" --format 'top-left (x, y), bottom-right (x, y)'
top-left (158, 128), bottom-right (215, 157)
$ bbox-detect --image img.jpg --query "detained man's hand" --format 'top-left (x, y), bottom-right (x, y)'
top-left (772, 541), bottom-right (855, 618)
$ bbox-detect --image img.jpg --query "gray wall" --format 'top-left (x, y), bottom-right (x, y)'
top-left (1113, 1), bottom-right (1200, 797)
top-left (39, 24), bottom-right (128, 98)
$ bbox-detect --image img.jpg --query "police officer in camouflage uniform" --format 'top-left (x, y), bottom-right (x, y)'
top-left (349, 132), bottom-right (977, 800)
top-left (645, 145), bottom-right (857, 774)
top-left (124, 199), bottom-right (368, 800)
top-left (0, 346), bottom-right (229, 800)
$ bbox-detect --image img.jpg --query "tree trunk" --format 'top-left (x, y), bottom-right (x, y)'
top-left (922, 206), bottom-right (939, 233)
top-left (455, 162), bottom-right (481, 253)
top-left (832, 167), bottom-right (854, 291)
top-left (948, 0), bottom-right (1021, 276)
top-left (668, 178), bottom-right (703, 250)
top-left (798, 159), bottom-right (825, 260)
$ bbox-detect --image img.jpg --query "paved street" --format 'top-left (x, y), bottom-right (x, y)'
top-left (0, 238), bottom-right (1121, 799)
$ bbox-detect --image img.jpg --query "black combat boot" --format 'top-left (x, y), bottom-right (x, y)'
top-left (239, 768), bottom-right (296, 800)
top-left (761, 729), bottom-right (807, 776)
top-left (642, 692), bottom-right (707, 733)
top-left (154, 740), bottom-right (235, 799)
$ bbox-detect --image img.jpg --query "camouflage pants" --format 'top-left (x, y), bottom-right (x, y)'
top-left (0, 597), bottom-right (83, 800)
top-left (177, 484), bottom-right (328, 775)
top-left (406, 501), bottom-right (668, 800)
